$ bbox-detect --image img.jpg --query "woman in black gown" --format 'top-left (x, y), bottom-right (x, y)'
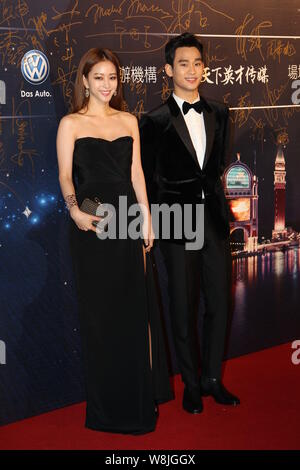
top-left (57, 48), bottom-right (172, 434)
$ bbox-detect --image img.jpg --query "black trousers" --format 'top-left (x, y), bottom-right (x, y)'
top-left (159, 207), bottom-right (232, 389)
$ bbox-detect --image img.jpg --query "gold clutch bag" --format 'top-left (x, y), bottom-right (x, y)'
top-left (80, 197), bottom-right (113, 233)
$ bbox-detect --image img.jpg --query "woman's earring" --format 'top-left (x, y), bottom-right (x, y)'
top-left (85, 88), bottom-right (90, 98)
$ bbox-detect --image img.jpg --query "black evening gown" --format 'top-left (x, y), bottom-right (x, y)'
top-left (69, 136), bottom-right (172, 434)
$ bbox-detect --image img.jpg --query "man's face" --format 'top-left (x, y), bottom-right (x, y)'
top-left (165, 46), bottom-right (204, 94)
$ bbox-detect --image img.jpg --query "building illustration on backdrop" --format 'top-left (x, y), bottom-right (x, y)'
top-left (222, 153), bottom-right (258, 253)
top-left (223, 141), bottom-right (299, 256)
top-left (272, 145), bottom-right (287, 239)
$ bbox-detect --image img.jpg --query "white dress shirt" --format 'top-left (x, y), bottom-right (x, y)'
top-left (173, 92), bottom-right (206, 199)
top-left (172, 92), bottom-right (206, 170)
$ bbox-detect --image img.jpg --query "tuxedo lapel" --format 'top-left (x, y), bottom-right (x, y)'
top-left (167, 95), bottom-right (215, 171)
top-left (167, 96), bottom-right (200, 169)
top-left (202, 105), bottom-right (215, 169)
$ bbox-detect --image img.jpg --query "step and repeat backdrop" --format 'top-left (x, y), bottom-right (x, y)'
top-left (1, 0), bottom-right (300, 425)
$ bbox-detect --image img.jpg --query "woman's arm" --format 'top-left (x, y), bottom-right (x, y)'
top-left (139, 114), bottom-right (157, 205)
top-left (56, 115), bottom-right (101, 232)
top-left (129, 114), bottom-right (154, 252)
top-left (57, 115), bottom-right (77, 207)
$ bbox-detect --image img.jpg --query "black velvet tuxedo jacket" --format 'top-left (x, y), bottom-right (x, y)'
top-left (139, 94), bottom-right (231, 242)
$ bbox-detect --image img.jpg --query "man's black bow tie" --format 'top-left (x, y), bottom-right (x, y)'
top-left (182, 100), bottom-right (204, 115)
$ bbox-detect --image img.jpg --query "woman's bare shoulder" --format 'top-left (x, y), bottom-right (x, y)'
top-left (59, 113), bottom-right (78, 127)
top-left (58, 113), bottom-right (84, 136)
top-left (117, 110), bottom-right (138, 127)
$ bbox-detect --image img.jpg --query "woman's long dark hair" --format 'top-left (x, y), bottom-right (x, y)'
top-left (71, 48), bottom-right (124, 113)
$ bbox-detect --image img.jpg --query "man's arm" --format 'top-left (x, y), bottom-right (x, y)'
top-left (220, 106), bottom-right (232, 176)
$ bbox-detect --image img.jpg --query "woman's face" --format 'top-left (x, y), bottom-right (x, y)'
top-left (83, 60), bottom-right (118, 104)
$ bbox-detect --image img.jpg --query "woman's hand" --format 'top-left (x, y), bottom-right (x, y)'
top-left (70, 206), bottom-right (102, 233)
top-left (142, 215), bottom-right (155, 253)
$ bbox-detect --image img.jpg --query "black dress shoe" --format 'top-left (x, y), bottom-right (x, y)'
top-left (182, 386), bottom-right (203, 414)
top-left (200, 377), bottom-right (240, 406)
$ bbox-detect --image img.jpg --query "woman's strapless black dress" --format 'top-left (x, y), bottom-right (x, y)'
top-left (69, 136), bottom-right (172, 434)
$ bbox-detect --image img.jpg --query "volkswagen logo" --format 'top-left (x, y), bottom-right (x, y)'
top-left (21, 50), bottom-right (50, 85)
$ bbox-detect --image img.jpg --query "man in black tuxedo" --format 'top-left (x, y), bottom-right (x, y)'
top-left (139, 32), bottom-right (240, 414)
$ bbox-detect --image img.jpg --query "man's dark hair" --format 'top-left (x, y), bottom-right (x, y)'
top-left (165, 32), bottom-right (204, 66)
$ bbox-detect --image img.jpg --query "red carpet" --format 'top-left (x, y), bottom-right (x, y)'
top-left (1, 342), bottom-right (299, 450)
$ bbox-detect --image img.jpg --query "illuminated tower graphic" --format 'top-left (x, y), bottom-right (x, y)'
top-left (223, 153), bottom-right (258, 253)
top-left (272, 144), bottom-right (287, 239)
